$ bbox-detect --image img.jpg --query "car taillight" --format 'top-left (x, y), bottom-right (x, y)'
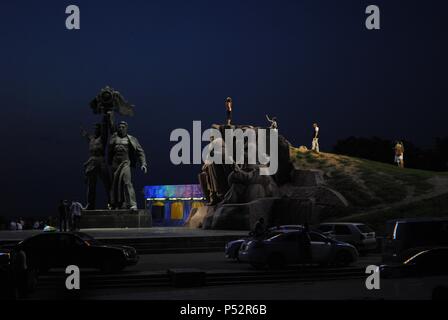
top-left (84, 241), bottom-right (91, 246)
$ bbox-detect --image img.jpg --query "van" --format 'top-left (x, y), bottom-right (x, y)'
top-left (383, 218), bottom-right (448, 262)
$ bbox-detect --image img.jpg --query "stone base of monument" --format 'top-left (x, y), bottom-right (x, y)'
top-left (80, 209), bottom-right (152, 229)
top-left (197, 197), bottom-right (316, 230)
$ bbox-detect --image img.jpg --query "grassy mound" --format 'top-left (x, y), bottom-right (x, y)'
top-left (290, 147), bottom-right (448, 234)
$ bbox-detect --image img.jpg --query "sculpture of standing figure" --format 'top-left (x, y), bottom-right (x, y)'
top-left (265, 115), bottom-right (278, 130)
top-left (225, 97), bottom-right (233, 126)
top-left (109, 121), bottom-right (147, 210)
top-left (81, 123), bottom-right (111, 210)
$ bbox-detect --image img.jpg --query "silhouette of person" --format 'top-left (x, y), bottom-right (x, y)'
top-left (394, 141), bottom-right (405, 168)
top-left (311, 123), bottom-right (320, 152)
top-left (58, 200), bottom-right (70, 231)
top-left (70, 201), bottom-right (86, 231)
top-left (253, 217), bottom-right (266, 239)
top-left (225, 97), bottom-right (233, 126)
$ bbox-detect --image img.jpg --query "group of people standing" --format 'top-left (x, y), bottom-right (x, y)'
top-left (310, 122), bottom-right (405, 169)
top-left (58, 200), bottom-right (85, 232)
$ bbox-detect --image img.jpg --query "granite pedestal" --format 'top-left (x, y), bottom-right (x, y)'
top-left (80, 209), bottom-right (152, 229)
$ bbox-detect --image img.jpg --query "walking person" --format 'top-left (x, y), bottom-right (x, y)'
top-left (70, 201), bottom-right (86, 231)
top-left (394, 141), bottom-right (405, 168)
top-left (311, 123), bottom-right (320, 153)
top-left (58, 200), bottom-right (69, 232)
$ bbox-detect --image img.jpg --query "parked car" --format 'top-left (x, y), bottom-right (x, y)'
top-left (14, 232), bottom-right (139, 273)
top-left (380, 247), bottom-right (448, 278)
top-left (0, 249), bottom-right (36, 299)
top-left (316, 222), bottom-right (377, 253)
top-left (225, 225), bottom-right (304, 260)
top-left (0, 251), bottom-right (10, 266)
top-left (238, 229), bottom-right (358, 269)
top-left (383, 218), bottom-right (448, 262)
top-left (379, 247), bottom-right (448, 300)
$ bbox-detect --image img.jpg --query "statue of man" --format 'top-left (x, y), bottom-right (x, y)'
top-left (109, 121), bottom-right (147, 210)
top-left (225, 97), bottom-right (233, 126)
top-left (81, 124), bottom-right (111, 210)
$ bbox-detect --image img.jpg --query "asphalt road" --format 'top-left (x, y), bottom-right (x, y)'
top-left (126, 252), bottom-right (382, 273)
top-left (38, 270), bottom-right (448, 300)
top-left (81, 277), bottom-right (444, 300)
top-left (41, 252), bottom-right (382, 276)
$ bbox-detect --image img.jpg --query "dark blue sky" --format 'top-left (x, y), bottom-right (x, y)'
top-left (1, 0), bottom-right (447, 218)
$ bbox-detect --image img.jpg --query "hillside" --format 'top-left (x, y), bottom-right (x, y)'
top-left (290, 147), bottom-right (448, 233)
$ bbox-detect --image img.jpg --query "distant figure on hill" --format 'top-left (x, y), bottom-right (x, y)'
top-left (394, 141), bottom-right (405, 168)
top-left (311, 123), bottom-right (320, 153)
top-left (266, 115), bottom-right (278, 130)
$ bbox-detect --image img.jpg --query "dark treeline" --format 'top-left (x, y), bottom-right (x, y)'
top-left (332, 136), bottom-right (448, 172)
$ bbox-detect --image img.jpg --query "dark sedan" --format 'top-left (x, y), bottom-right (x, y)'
top-left (380, 247), bottom-right (448, 278)
top-left (14, 232), bottom-right (139, 273)
top-left (225, 225), bottom-right (304, 260)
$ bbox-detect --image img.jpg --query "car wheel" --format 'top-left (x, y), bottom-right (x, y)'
top-left (334, 251), bottom-right (353, 266)
top-left (267, 253), bottom-right (286, 270)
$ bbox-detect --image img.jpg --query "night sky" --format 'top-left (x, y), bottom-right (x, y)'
top-left (1, 0), bottom-right (447, 218)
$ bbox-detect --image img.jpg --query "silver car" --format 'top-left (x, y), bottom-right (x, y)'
top-left (317, 223), bottom-right (377, 254)
top-left (238, 230), bottom-right (358, 269)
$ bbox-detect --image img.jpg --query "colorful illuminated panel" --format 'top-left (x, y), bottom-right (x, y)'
top-left (144, 184), bottom-right (204, 200)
